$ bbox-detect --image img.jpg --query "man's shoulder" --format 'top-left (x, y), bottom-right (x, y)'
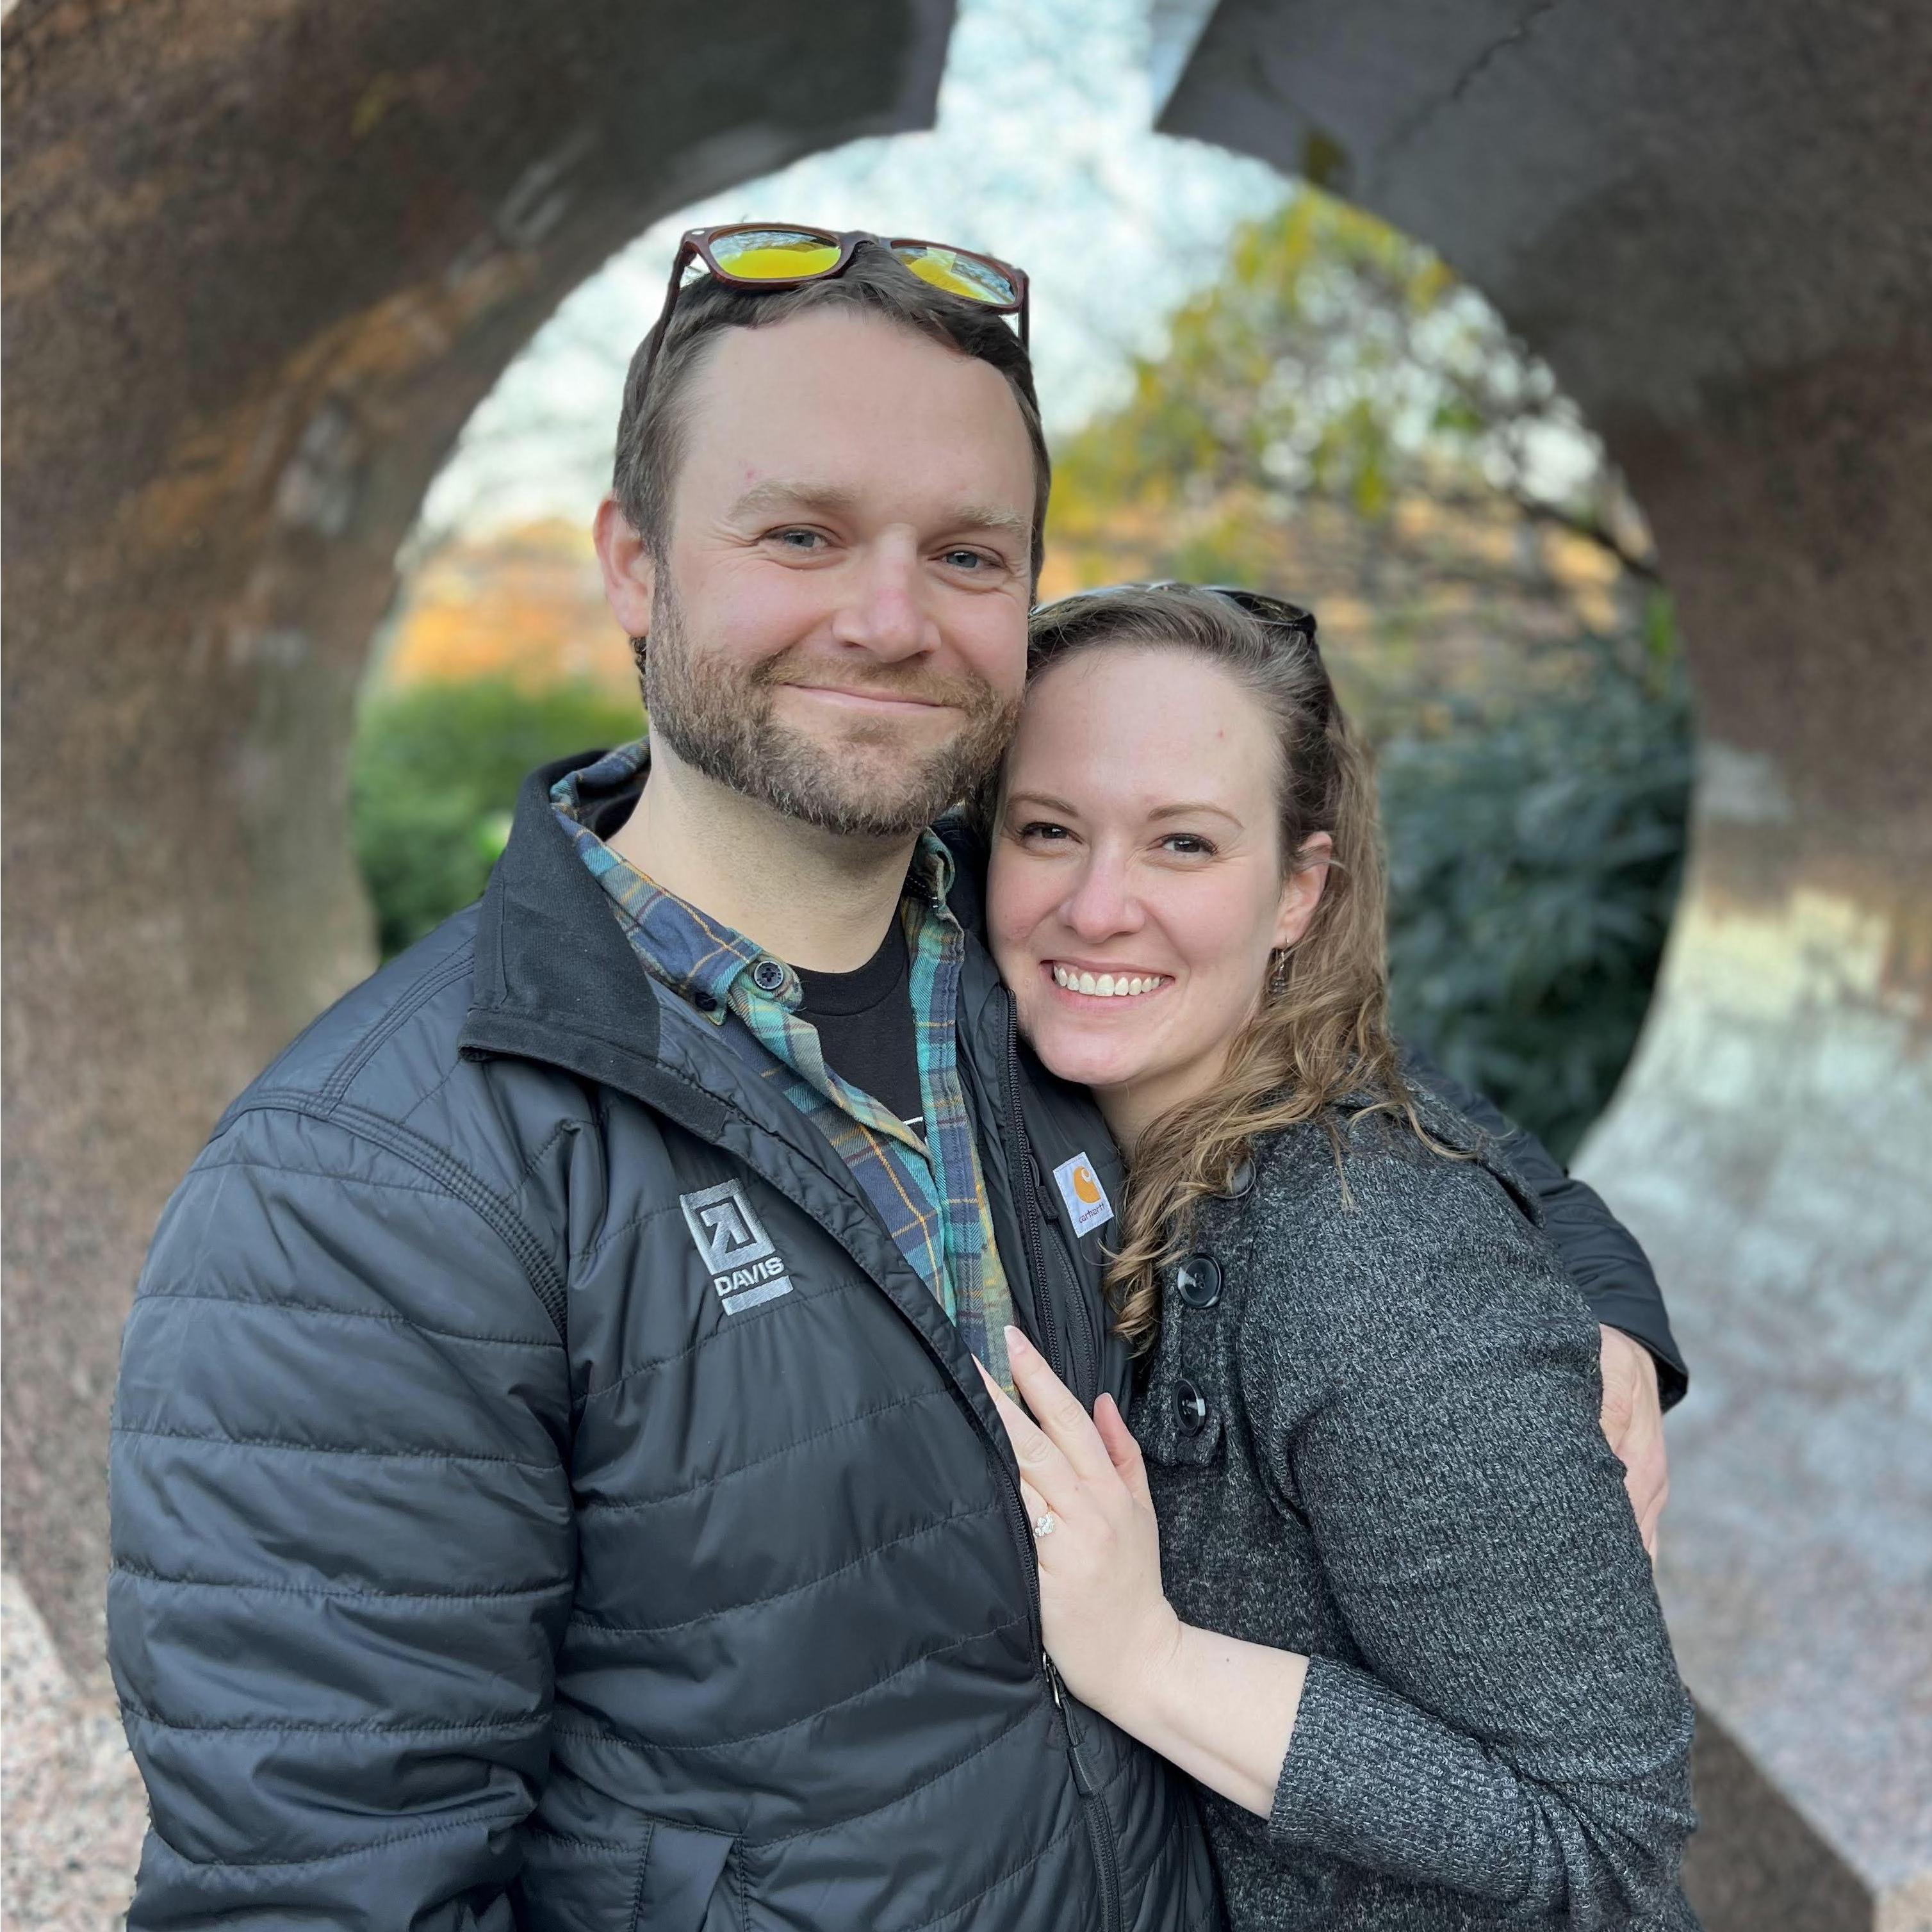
top-left (227, 905), bottom-right (489, 1134)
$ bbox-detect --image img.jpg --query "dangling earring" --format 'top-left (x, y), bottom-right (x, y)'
top-left (1268, 946), bottom-right (1295, 995)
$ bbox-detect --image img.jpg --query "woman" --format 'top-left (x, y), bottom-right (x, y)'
top-left (978, 584), bottom-right (1699, 1929)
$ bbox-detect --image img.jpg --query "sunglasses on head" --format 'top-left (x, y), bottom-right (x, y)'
top-left (635, 223), bottom-right (1029, 400)
top-left (1069, 581), bottom-right (1322, 653)
top-left (1050, 581), bottom-right (1330, 721)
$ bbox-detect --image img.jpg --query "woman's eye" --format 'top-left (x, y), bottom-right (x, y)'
top-left (1017, 820), bottom-right (1072, 844)
top-left (1161, 833), bottom-right (1217, 858)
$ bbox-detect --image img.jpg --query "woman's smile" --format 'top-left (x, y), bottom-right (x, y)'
top-left (1044, 960), bottom-right (1174, 1001)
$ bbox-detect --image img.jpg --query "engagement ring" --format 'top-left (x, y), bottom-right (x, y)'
top-left (1033, 1511), bottom-right (1056, 1537)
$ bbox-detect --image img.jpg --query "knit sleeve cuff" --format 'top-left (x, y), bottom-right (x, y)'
top-left (1268, 1655), bottom-right (1530, 1897)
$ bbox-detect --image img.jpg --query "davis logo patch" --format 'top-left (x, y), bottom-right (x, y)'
top-left (679, 1179), bottom-right (795, 1314)
top-left (1052, 1152), bottom-right (1114, 1238)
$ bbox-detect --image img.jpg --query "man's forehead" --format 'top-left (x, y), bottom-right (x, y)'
top-left (669, 309), bottom-right (1037, 537)
top-left (689, 309), bottom-right (1027, 439)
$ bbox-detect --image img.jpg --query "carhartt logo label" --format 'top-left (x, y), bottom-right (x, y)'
top-left (1052, 1153), bottom-right (1113, 1237)
top-left (679, 1179), bottom-right (794, 1314)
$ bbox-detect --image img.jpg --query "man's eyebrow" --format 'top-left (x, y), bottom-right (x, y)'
top-left (946, 503), bottom-right (1032, 542)
top-left (728, 479), bottom-right (861, 520)
top-left (725, 480), bottom-right (1029, 543)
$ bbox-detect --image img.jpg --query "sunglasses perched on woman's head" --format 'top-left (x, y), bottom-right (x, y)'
top-left (1067, 581), bottom-right (1321, 653)
top-left (635, 223), bottom-right (1029, 399)
top-left (1190, 584), bottom-right (1321, 653)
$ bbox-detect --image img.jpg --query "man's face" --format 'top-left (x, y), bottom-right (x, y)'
top-left (603, 308), bottom-right (1038, 839)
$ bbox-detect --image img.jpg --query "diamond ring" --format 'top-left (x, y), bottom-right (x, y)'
top-left (1033, 1511), bottom-right (1056, 1537)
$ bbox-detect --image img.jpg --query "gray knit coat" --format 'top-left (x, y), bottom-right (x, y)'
top-left (1131, 1095), bottom-right (1701, 1930)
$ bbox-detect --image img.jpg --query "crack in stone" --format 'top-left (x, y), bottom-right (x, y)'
top-left (1376, 0), bottom-right (1563, 177)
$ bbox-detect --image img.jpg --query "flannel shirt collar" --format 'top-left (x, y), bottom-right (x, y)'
top-left (550, 736), bottom-right (959, 1024)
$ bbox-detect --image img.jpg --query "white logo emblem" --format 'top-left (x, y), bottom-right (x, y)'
top-left (1052, 1152), bottom-right (1114, 1238)
top-left (679, 1179), bottom-right (795, 1314)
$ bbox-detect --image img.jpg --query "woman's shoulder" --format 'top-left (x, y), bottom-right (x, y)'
top-left (1231, 1099), bottom-right (1586, 1361)
top-left (1245, 1088), bottom-right (1539, 1234)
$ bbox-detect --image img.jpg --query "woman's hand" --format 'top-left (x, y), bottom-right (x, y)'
top-left (979, 1325), bottom-right (1182, 1728)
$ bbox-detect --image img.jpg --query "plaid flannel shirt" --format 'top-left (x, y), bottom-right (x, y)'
top-left (551, 740), bottom-right (1015, 1388)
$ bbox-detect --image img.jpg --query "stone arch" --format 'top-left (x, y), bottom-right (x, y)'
top-left (4, 1), bottom-right (1928, 1921)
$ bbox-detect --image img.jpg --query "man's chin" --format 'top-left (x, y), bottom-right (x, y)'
top-left (773, 767), bottom-right (964, 840)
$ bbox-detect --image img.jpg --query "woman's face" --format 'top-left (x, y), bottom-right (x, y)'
top-left (988, 643), bottom-right (1329, 1149)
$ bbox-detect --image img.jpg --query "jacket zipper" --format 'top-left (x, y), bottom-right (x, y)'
top-left (998, 990), bottom-right (1103, 1402)
top-left (999, 994), bottom-right (1124, 1932)
top-left (1047, 1657), bottom-right (1125, 1932)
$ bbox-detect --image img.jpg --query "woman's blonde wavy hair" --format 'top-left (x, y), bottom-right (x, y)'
top-left (1015, 584), bottom-right (1418, 1352)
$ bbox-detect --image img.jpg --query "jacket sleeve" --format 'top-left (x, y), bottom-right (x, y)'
top-left (108, 1101), bottom-right (575, 1930)
top-left (1242, 1154), bottom-right (1698, 1925)
top-left (1398, 1039), bottom-right (1687, 1405)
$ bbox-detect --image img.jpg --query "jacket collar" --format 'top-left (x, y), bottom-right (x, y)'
top-left (459, 753), bottom-right (986, 1109)
top-left (459, 751), bottom-right (671, 1085)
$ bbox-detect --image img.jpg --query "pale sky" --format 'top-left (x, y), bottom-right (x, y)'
top-left (416, 0), bottom-right (1289, 545)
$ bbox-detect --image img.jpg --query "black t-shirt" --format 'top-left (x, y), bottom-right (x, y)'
top-left (792, 920), bottom-right (924, 1139)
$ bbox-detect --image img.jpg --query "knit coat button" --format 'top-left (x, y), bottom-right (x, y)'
top-left (1175, 1379), bottom-right (1209, 1433)
top-left (751, 958), bottom-right (787, 994)
top-left (1222, 1156), bottom-right (1256, 1199)
top-left (1174, 1256), bottom-right (1223, 1308)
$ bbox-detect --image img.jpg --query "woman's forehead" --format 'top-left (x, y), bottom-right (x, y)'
top-left (1010, 645), bottom-right (1277, 811)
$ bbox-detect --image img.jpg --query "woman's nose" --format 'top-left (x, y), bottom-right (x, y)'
top-left (1061, 859), bottom-right (1143, 939)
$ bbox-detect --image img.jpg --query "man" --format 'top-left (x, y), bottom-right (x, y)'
top-left (109, 230), bottom-right (1683, 1927)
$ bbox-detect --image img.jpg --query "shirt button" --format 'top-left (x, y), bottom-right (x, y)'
top-left (692, 990), bottom-right (717, 1014)
top-left (751, 958), bottom-right (788, 994)
top-left (1174, 1255), bottom-right (1222, 1308)
top-left (1175, 1379), bottom-right (1209, 1434)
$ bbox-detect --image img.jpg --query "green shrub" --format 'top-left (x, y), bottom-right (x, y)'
top-left (352, 678), bottom-right (642, 958)
top-left (1380, 631), bottom-right (1693, 1163)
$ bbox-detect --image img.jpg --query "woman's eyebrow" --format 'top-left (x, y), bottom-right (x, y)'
top-left (1148, 801), bottom-right (1244, 827)
top-left (1006, 793), bottom-right (1245, 829)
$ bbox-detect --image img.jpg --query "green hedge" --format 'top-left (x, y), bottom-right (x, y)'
top-left (1380, 632), bottom-right (1692, 1163)
top-left (352, 678), bottom-right (642, 959)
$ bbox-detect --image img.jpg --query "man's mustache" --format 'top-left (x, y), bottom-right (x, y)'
top-left (753, 654), bottom-right (1003, 714)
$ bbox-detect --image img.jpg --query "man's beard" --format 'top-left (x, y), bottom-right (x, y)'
top-left (635, 582), bottom-right (1020, 839)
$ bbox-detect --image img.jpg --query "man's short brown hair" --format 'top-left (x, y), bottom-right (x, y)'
top-left (610, 242), bottom-right (1051, 586)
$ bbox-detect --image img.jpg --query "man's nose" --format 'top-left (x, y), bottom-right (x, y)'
top-left (830, 541), bottom-right (937, 662)
top-left (1061, 855), bottom-right (1144, 940)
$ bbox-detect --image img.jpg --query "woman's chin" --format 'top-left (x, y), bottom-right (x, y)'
top-left (1020, 1019), bottom-right (1156, 1095)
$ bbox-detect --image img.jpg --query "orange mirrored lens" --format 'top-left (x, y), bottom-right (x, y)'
top-left (708, 229), bottom-right (841, 281)
top-left (894, 245), bottom-right (1017, 306)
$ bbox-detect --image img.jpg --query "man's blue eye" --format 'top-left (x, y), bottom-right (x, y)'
top-left (773, 528), bottom-right (824, 549)
top-left (944, 549), bottom-right (992, 570)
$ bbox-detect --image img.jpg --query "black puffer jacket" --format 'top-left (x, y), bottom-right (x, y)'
top-left (109, 757), bottom-right (1218, 1931)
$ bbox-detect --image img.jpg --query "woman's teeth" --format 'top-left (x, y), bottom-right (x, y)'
top-left (1051, 965), bottom-right (1168, 998)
